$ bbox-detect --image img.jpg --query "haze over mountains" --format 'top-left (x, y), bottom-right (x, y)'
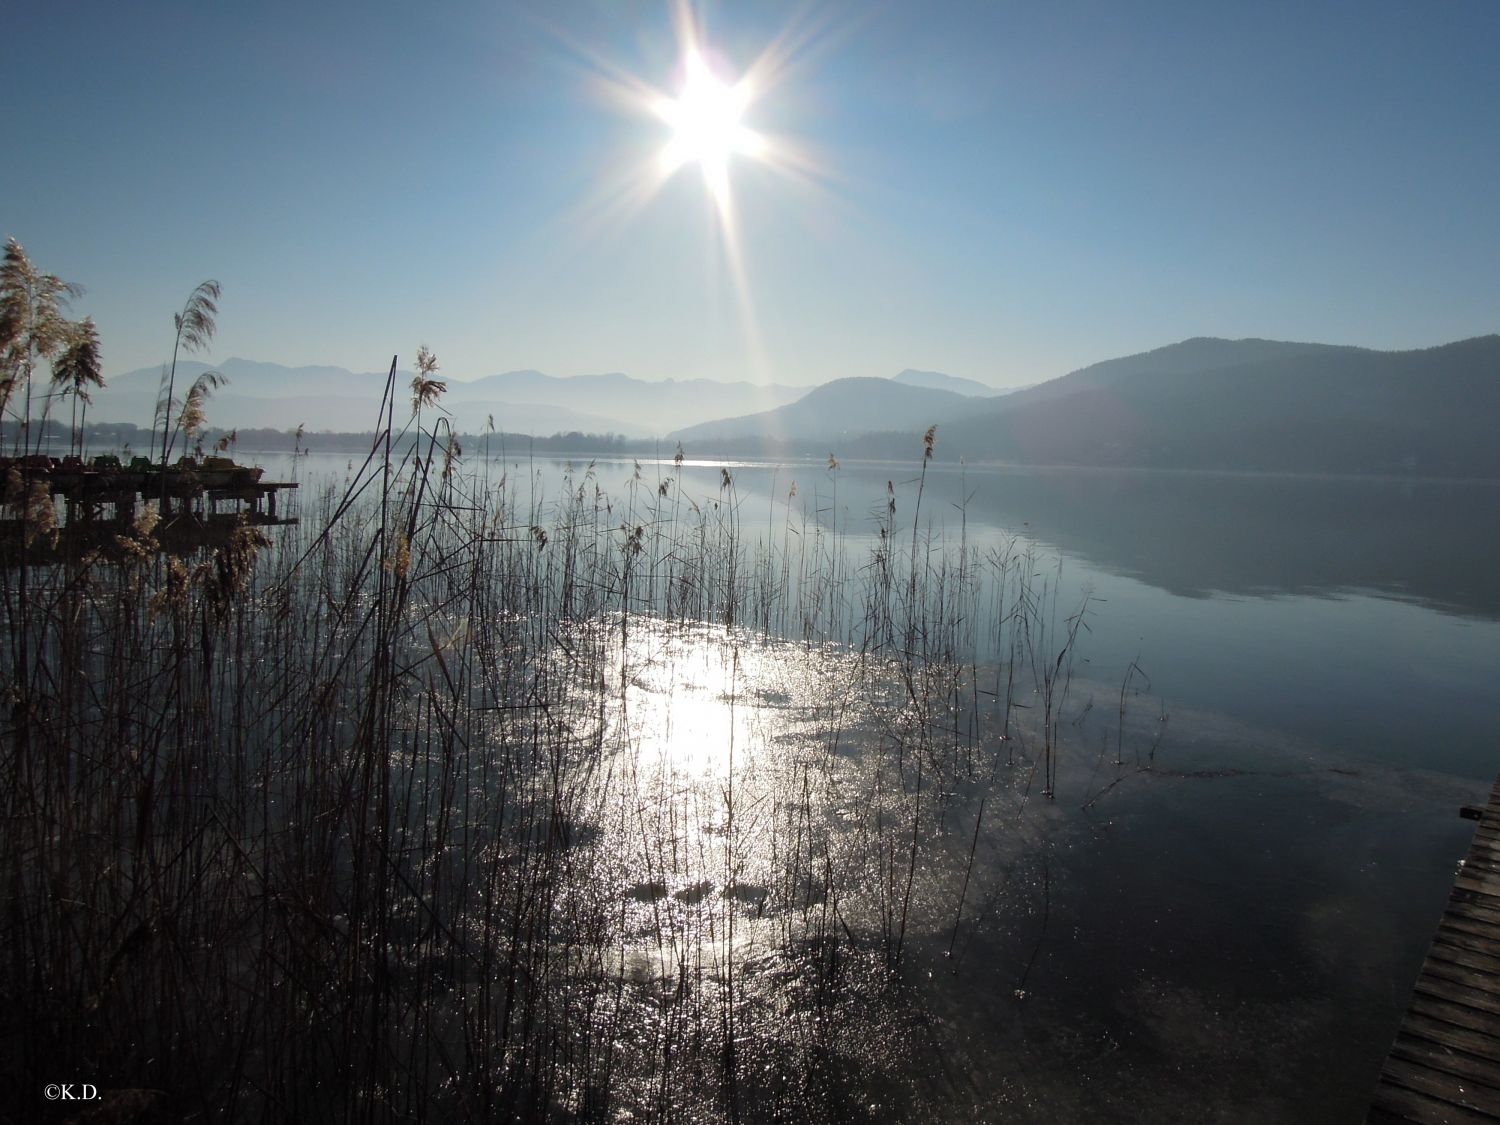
top-left (90, 334), bottom-right (1500, 479)
top-left (96, 360), bottom-right (814, 438)
top-left (677, 336), bottom-right (1500, 479)
top-left (920, 335), bottom-right (1500, 478)
top-left (889, 369), bottom-right (1001, 396)
top-left (668, 378), bottom-right (981, 443)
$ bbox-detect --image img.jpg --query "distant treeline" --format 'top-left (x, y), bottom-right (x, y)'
top-left (4, 421), bottom-right (651, 460)
top-left (6, 418), bottom-right (848, 466)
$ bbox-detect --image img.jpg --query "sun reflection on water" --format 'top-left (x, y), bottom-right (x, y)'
top-left (533, 609), bottom-right (1077, 1119)
top-left (611, 622), bottom-right (778, 779)
top-left (560, 616), bottom-right (856, 966)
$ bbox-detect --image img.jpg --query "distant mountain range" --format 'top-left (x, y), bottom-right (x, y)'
top-left (995, 337), bottom-right (1335, 408)
top-left (890, 368), bottom-right (999, 396)
top-left (94, 359), bottom-right (815, 438)
top-left (668, 378), bottom-right (985, 443)
top-left (916, 335), bottom-right (1500, 477)
top-left (677, 335), bottom-right (1500, 479)
top-left (89, 334), bottom-right (1500, 478)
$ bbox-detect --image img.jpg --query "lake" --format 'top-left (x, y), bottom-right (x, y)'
top-left (14, 443), bottom-right (1489, 1122)
top-left (597, 459), bottom-right (1500, 1125)
top-left (252, 447), bottom-right (1498, 1122)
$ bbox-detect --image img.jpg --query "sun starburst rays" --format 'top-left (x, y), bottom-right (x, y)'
top-left (653, 49), bottom-right (765, 211)
top-left (533, 5), bottom-right (836, 386)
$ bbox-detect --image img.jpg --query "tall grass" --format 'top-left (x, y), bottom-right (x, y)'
top-left (0, 421), bottom-right (1151, 1123)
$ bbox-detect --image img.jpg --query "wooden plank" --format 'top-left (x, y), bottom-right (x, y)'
top-left (1426, 946), bottom-right (1500, 983)
top-left (1370, 773), bottom-right (1500, 1124)
top-left (1451, 892), bottom-right (1500, 919)
top-left (1444, 908), bottom-right (1500, 938)
top-left (1457, 906), bottom-right (1500, 935)
top-left (1454, 872), bottom-right (1500, 899)
top-left (1435, 928), bottom-right (1500, 962)
top-left (1435, 914), bottom-right (1500, 944)
top-left (1452, 888), bottom-right (1500, 918)
top-left (1392, 1036), bottom-right (1500, 1096)
top-left (1409, 991), bottom-right (1500, 1038)
top-left (1437, 938), bottom-right (1500, 981)
top-left (1414, 977), bottom-right (1500, 1020)
top-left (1454, 868), bottom-right (1500, 891)
top-left (1421, 958), bottom-right (1500, 1001)
top-left (1431, 939), bottom-right (1500, 978)
top-left (1450, 896), bottom-right (1500, 920)
top-left (1400, 1012), bottom-right (1500, 1067)
top-left (1372, 1077), bottom-right (1500, 1124)
top-left (1452, 880), bottom-right (1500, 903)
top-left (1382, 1054), bottom-right (1500, 1116)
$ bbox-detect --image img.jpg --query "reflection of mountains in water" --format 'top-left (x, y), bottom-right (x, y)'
top-left (690, 463), bottom-right (1500, 623)
top-left (536, 459), bottom-right (1500, 623)
top-left (934, 468), bottom-right (1500, 621)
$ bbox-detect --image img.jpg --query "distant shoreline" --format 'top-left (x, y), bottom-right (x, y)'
top-left (12, 421), bottom-right (1500, 484)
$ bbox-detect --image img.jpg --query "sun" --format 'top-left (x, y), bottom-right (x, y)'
top-left (654, 49), bottom-right (765, 209)
top-left (558, 5), bottom-right (827, 380)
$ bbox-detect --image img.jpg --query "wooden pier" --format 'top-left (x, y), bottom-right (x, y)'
top-left (1369, 775), bottom-right (1500, 1123)
top-left (1, 454), bottom-right (296, 562)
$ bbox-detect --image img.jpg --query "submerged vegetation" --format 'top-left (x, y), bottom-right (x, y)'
top-left (0, 351), bottom-right (1165, 1122)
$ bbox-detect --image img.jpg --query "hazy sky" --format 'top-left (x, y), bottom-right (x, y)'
top-left (6, 0), bottom-right (1497, 388)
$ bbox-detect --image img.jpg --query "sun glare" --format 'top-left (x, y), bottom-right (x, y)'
top-left (554, 3), bottom-right (831, 382)
top-left (550, 2), bottom-right (830, 256)
top-left (655, 50), bottom-right (764, 207)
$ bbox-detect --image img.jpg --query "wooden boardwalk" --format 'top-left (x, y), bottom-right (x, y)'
top-left (2, 456), bottom-right (297, 522)
top-left (1369, 775), bottom-right (1500, 1123)
top-left (1, 456), bottom-right (297, 564)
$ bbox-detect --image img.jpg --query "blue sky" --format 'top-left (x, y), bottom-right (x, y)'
top-left (5, 0), bottom-right (1497, 388)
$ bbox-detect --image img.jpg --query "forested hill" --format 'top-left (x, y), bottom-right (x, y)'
top-left (844, 336), bottom-right (1500, 478)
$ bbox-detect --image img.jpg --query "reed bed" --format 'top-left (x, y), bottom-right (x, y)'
top-left (0, 424), bottom-right (1154, 1123)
